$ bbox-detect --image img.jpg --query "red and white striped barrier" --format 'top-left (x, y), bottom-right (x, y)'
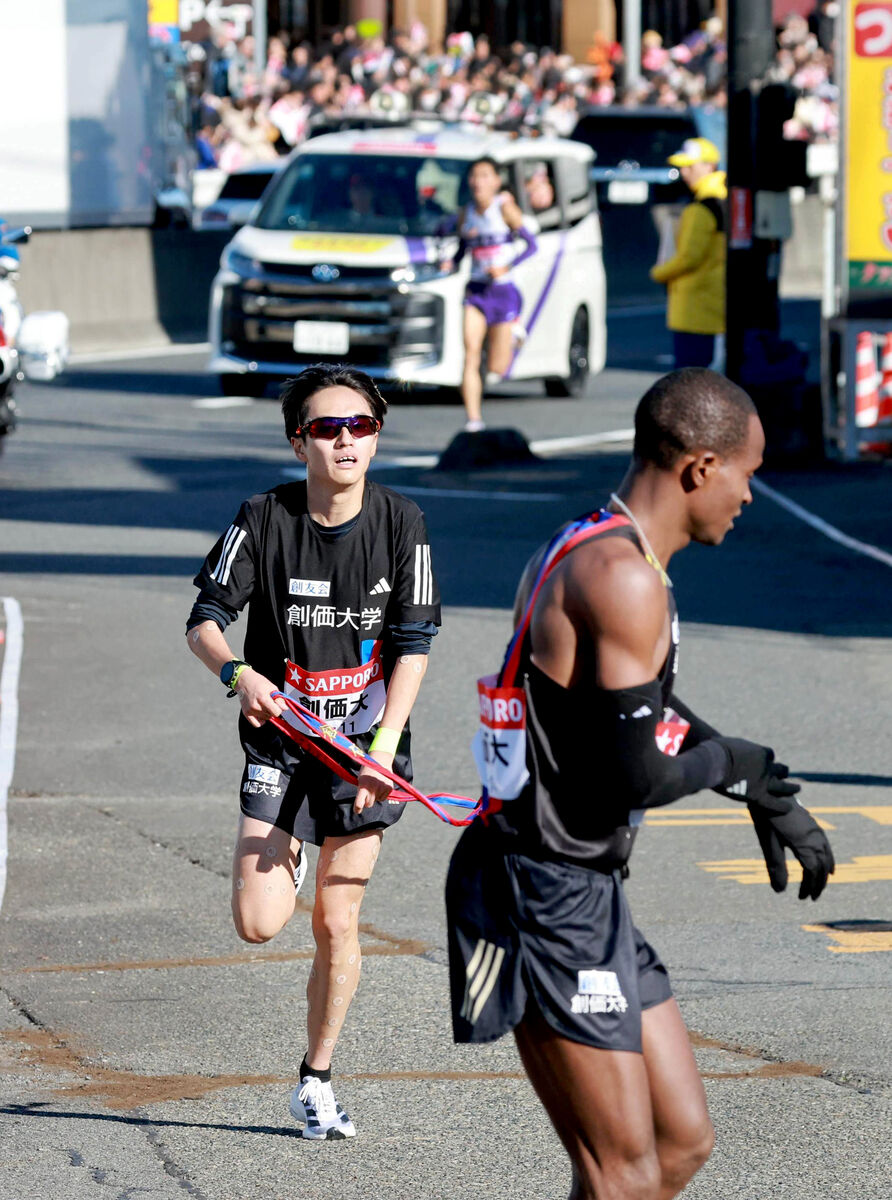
top-left (855, 330), bottom-right (880, 428)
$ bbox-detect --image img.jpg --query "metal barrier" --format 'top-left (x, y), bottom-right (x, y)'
top-left (822, 319), bottom-right (892, 460)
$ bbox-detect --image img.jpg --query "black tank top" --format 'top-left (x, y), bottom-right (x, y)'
top-left (489, 523), bottom-right (679, 870)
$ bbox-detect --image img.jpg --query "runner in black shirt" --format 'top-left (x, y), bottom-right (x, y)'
top-left (446, 369), bottom-right (834, 1198)
top-left (187, 364), bottom-right (440, 1140)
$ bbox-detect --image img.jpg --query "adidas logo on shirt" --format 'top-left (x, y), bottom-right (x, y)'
top-left (726, 779), bottom-right (749, 796)
top-left (369, 577), bottom-right (391, 595)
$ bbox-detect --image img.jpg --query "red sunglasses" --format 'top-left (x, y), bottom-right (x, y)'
top-left (294, 414), bottom-right (381, 440)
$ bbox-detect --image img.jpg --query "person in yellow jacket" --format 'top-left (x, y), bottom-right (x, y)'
top-left (650, 137), bottom-right (726, 368)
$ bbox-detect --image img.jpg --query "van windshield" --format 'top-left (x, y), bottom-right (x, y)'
top-left (255, 153), bottom-right (470, 235)
top-left (572, 115), bottom-right (698, 168)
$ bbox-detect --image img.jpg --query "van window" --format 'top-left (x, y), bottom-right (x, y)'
top-left (519, 160), bottom-right (562, 230)
top-left (217, 170), bottom-right (277, 201)
top-left (560, 158), bottom-right (594, 226)
top-left (256, 153), bottom-right (470, 236)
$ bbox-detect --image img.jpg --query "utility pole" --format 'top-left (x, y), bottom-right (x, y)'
top-left (253, 0), bottom-right (267, 81)
top-left (623, 0), bottom-right (641, 87)
top-left (725, 0), bottom-right (775, 384)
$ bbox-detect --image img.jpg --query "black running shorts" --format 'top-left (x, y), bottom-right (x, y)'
top-left (446, 821), bottom-right (672, 1053)
top-left (238, 720), bottom-right (408, 845)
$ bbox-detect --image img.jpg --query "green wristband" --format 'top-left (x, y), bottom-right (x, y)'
top-left (229, 662), bottom-right (250, 691)
top-left (369, 726), bottom-right (400, 755)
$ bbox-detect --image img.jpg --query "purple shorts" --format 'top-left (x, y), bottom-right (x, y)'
top-left (465, 279), bottom-right (523, 327)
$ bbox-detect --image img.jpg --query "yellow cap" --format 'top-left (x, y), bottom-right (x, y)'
top-left (667, 137), bottom-right (721, 167)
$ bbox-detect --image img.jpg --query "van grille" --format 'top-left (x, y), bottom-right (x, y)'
top-left (221, 274), bottom-right (443, 368)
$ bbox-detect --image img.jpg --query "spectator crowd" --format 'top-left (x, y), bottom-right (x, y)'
top-left (180, 8), bottom-right (838, 176)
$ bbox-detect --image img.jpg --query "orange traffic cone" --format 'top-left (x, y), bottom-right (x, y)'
top-left (863, 330), bottom-right (892, 455)
top-left (855, 331), bottom-right (880, 428)
top-left (878, 331), bottom-right (892, 423)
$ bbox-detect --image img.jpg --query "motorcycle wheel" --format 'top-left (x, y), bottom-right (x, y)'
top-left (0, 392), bottom-right (18, 443)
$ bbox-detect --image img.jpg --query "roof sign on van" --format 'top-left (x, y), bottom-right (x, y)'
top-left (353, 140), bottom-right (438, 154)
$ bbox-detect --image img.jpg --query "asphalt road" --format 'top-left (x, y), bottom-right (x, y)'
top-left (1, 309), bottom-right (891, 1200)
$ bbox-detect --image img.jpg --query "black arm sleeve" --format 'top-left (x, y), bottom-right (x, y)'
top-left (601, 680), bottom-right (730, 809)
top-left (385, 619), bottom-right (438, 656)
top-left (667, 693), bottom-right (722, 746)
top-left (186, 592), bottom-right (240, 634)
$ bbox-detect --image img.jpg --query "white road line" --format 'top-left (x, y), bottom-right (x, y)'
top-left (752, 477), bottom-right (892, 569)
top-left (68, 342), bottom-right (209, 365)
top-left (193, 396), bottom-right (256, 409)
top-left (530, 430), bottom-right (635, 455)
top-left (395, 485), bottom-right (561, 501)
top-left (0, 597), bottom-right (24, 913)
top-left (281, 436), bottom-right (634, 479)
top-left (371, 454), bottom-right (438, 469)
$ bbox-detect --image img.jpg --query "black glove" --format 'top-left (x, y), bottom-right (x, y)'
top-left (714, 737), bottom-right (798, 807)
top-left (748, 795), bottom-right (836, 900)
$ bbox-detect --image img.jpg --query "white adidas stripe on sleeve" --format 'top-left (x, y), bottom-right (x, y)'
top-left (211, 525), bottom-right (247, 586)
top-left (413, 544), bottom-right (433, 606)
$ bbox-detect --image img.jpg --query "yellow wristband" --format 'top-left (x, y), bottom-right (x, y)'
top-left (231, 662), bottom-right (251, 691)
top-left (369, 726), bottom-right (400, 755)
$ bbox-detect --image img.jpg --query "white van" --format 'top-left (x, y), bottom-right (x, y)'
top-left (208, 125), bottom-right (606, 397)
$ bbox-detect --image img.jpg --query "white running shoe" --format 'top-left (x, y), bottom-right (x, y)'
top-left (510, 319), bottom-right (527, 344)
top-left (289, 1075), bottom-right (356, 1140)
top-left (464, 419), bottom-right (486, 433)
top-left (293, 845), bottom-right (307, 897)
top-left (484, 370), bottom-right (502, 385)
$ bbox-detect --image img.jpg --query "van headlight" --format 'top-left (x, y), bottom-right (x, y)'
top-left (221, 245), bottom-right (261, 276)
top-left (391, 262), bottom-right (449, 284)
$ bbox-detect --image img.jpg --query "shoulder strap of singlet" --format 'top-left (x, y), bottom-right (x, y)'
top-left (499, 510), bottom-right (631, 688)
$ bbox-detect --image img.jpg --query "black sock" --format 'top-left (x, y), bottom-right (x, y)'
top-left (300, 1055), bottom-right (331, 1083)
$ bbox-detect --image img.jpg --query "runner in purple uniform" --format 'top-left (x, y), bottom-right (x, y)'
top-left (446, 157), bottom-right (538, 432)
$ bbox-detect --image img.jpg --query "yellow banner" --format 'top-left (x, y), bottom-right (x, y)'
top-left (148, 0), bottom-right (178, 23)
top-left (847, 2), bottom-right (892, 274)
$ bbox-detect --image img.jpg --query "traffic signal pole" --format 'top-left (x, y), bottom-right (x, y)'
top-left (725, 0), bottom-right (775, 384)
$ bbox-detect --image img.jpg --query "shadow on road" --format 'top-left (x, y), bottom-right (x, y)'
top-left (2, 440), bottom-right (891, 638)
top-left (1, 1103), bottom-right (300, 1139)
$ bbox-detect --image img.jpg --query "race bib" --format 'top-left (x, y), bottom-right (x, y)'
top-left (283, 646), bottom-right (386, 737)
top-left (471, 674), bottom-right (529, 802)
top-left (655, 707), bottom-right (691, 758)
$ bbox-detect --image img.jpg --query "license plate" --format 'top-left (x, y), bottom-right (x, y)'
top-left (608, 179), bottom-right (648, 204)
top-left (293, 320), bottom-right (350, 354)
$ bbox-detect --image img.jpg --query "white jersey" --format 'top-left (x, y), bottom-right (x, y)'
top-left (460, 195), bottom-right (517, 282)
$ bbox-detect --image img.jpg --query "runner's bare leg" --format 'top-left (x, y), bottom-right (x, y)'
top-left (641, 998), bottom-right (714, 1198)
top-left (487, 321), bottom-right (515, 377)
top-left (231, 814), bottom-right (300, 942)
top-left (461, 304), bottom-right (488, 424)
top-left (305, 828), bottom-right (382, 1070)
top-left (514, 1009), bottom-right (662, 1200)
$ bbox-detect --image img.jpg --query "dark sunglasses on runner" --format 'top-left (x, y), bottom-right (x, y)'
top-left (294, 414), bottom-right (381, 440)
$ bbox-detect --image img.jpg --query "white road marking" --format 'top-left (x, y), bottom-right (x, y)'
top-left (0, 597), bottom-right (24, 913)
top-left (395, 485), bottom-right (561, 501)
top-left (68, 342), bottom-right (209, 365)
top-left (279, 426), bottom-right (892, 567)
top-left (530, 430), bottom-right (635, 455)
top-left (193, 396), bottom-right (256, 409)
top-left (371, 454), bottom-right (438, 469)
top-left (752, 477), bottom-right (892, 569)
